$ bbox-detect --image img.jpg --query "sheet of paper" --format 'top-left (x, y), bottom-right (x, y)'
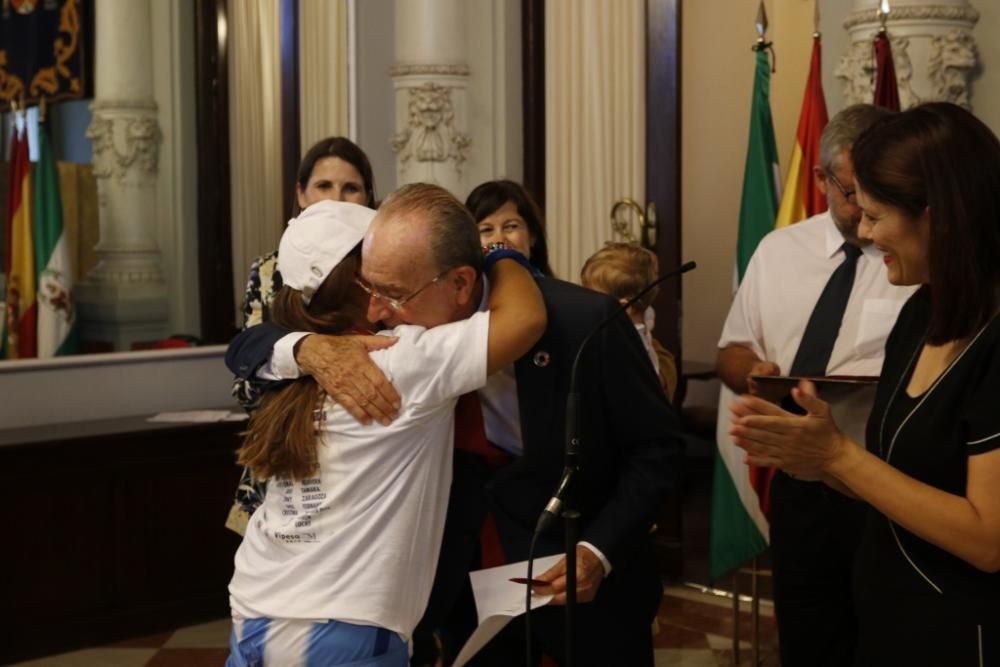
top-left (452, 553), bottom-right (563, 667)
top-left (147, 410), bottom-right (237, 423)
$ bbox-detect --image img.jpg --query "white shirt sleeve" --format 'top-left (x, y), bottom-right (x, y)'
top-left (717, 250), bottom-right (767, 361)
top-left (254, 332), bottom-right (310, 381)
top-left (377, 311), bottom-right (492, 408)
top-left (579, 541), bottom-right (613, 577)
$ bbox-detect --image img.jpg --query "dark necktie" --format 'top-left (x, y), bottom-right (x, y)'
top-left (454, 392), bottom-right (509, 468)
top-left (789, 242), bottom-right (863, 377)
top-left (454, 392), bottom-right (508, 568)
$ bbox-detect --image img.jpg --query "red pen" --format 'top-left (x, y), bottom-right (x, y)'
top-left (509, 577), bottom-right (550, 586)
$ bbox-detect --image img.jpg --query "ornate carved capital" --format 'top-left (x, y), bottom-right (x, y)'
top-left (927, 29), bottom-right (978, 108)
top-left (843, 5), bottom-right (979, 31)
top-left (87, 104), bottom-right (161, 182)
top-left (85, 264), bottom-right (165, 286)
top-left (835, 36), bottom-right (919, 108)
top-left (91, 99), bottom-right (158, 112)
top-left (391, 82), bottom-right (471, 174)
top-left (390, 63), bottom-right (470, 77)
top-left (836, 11), bottom-right (979, 111)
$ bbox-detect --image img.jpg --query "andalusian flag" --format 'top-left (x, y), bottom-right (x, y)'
top-left (5, 125), bottom-right (36, 359)
top-left (34, 122), bottom-right (78, 357)
top-left (709, 45), bottom-right (779, 582)
top-left (775, 34), bottom-right (828, 229)
top-left (733, 49), bottom-right (781, 282)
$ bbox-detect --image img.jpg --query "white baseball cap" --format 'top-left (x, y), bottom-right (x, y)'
top-left (277, 200), bottom-right (377, 304)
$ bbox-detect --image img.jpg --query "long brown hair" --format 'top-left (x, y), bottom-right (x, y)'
top-left (238, 246), bottom-right (364, 480)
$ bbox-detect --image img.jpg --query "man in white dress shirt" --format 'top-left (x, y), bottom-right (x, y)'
top-left (717, 104), bottom-right (918, 667)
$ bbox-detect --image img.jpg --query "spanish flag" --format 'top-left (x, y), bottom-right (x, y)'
top-left (774, 33), bottom-right (828, 229)
top-left (4, 126), bottom-right (36, 359)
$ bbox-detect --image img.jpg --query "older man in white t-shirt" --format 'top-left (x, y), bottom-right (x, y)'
top-left (717, 104), bottom-right (918, 667)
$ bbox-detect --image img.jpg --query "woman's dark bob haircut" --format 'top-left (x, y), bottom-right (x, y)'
top-left (465, 179), bottom-right (555, 277)
top-left (852, 102), bottom-right (1000, 344)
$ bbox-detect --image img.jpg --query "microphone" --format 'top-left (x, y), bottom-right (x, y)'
top-left (533, 260), bottom-right (697, 536)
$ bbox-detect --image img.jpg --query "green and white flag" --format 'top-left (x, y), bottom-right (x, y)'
top-left (33, 122), bottom-right (78, 357)
top-left (709, 47), bottom-right (780, 582)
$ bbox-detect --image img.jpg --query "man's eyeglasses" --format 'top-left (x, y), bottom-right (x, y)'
top-left (826, 171), bottom-right (857, 204)
top-left (355, 269), bottom-right (450, 311)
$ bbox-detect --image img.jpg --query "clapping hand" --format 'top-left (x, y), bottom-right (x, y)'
top-left (729, 380), bottom-right (849, 480)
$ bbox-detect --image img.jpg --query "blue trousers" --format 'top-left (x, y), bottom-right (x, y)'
top-left (226, 616), bottom-right (409, 667)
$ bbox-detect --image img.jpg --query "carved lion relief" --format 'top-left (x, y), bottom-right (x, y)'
top-left (835, 36), bottom-right (918, 108)
top-left (87, 112), bottom-right (160, 182)
top-left (927, 30), bottom-right (978, 108)
top-left (392, 82), bottom-right (471, 174)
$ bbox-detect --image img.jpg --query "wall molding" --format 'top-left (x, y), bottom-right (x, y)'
top-left (843, 5), bottom-right (979, 30)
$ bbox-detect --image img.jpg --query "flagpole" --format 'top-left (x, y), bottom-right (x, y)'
top-left (710, 0), bottom-right (780, 624)
top-left (727, 11), bottom-right (779, 664)
top-left (752, 557), bottom-right (761, 667)
top-left (732, 571), bottom-right (740, 665)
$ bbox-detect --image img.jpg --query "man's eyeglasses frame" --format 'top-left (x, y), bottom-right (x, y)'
top-left (826, 170), bottom-right (857, 204)
top-left (354, 268), bottom-right (451, 312)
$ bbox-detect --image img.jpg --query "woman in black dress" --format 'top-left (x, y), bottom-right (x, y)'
top-left (729, 102), bottom-right (1000, 666)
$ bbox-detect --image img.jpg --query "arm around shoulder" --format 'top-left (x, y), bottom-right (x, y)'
top-left (485, 258), bottom-right (546, 375)
top-left (226, 320), bottom-right (293, 379)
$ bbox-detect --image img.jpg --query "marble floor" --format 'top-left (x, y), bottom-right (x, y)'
top-left (9, 585), bottom-right (778, 667)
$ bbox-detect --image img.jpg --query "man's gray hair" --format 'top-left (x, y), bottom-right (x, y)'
top-left (378, 182), bottom-right (484, 275)
top-left (819, 104), bottom-right (895, 173)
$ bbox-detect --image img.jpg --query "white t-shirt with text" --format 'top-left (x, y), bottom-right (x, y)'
top-left (229, 311), bottom-right (490, 641)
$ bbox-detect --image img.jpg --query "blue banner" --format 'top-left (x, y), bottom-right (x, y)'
top-left (0, 0), bottom-right (92, 111)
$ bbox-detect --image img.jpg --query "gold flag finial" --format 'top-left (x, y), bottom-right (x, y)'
top-left (755, 1), bottom-right (768, 40)
top-left (752, 1), bottom-right (775, 72)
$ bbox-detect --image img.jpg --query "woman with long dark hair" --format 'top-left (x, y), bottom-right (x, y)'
top-left (229, 138), bottom-right (380, 529)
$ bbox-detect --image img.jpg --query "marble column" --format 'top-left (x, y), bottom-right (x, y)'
top-left (835, 0), bottom-right (980, 109)
top-left (391, 0), bottom-right (471, 196)
top-left (77, 0), bottom-right (168, 350)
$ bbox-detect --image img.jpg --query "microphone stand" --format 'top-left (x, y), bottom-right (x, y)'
top-left (531, 260), bottom-right (697, 666)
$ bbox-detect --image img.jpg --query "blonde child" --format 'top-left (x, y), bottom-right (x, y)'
top-left (581, 243), bottom-right (677, 401)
